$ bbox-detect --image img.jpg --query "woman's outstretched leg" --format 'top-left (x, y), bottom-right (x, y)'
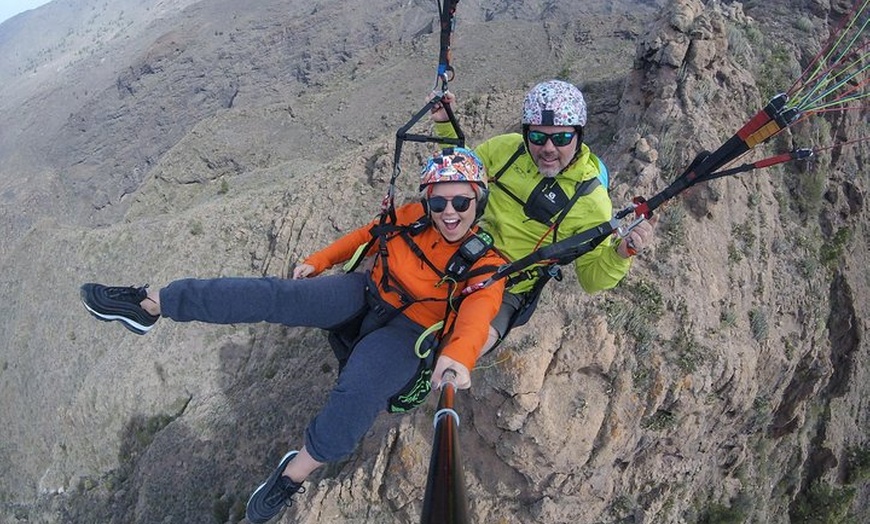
top-left (80, 273), bottom-right (369, 334)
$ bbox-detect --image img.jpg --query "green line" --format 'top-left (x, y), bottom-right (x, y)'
top-left (806, 91), bottom-right (870, 111)
top-left (792, 0), bottom-right (868, 109)
top-left (799, 60), bottom-right (870, 110)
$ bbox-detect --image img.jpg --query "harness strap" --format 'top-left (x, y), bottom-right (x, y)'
top-left (398, 230), bottom-right (447, 281)
top-left (490, 142), bottom-right (602, 239)
top-left (388, 0), bottom-right (465, 227)
top-left (346, 214), bottom-right (499, 324)
top-left (505, 266), bottom-right (547, 288)
top-left (491, 144), bottom-right (527, 208)
top-left (549, 177), bottom-right (600, 241)
top-left (491, 143), bottom-right (525, 183)
top-left (461, 264), bottom-right (502, 282)
top-left (436, 0), bottom-right (461, 83)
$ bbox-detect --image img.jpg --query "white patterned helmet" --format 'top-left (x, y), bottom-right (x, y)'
top-left (522, 80), bottom-right (587, 127)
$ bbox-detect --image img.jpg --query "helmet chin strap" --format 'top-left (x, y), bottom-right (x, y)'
top-left (563, 140), bottom-right (583, 174)
top-left (565, 125), bottom-right (584, 172)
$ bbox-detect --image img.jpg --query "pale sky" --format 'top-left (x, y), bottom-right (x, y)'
top-left (0, 0), bottom-right (53, 25)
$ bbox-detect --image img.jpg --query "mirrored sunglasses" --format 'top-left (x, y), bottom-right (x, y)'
top-left (427, 195), bottom-right (475, 213)
top-left (527, 130), bottom-right (576, 147)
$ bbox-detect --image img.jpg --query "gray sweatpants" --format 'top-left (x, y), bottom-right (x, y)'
top-left (160, 273), bottom-right (428, 462)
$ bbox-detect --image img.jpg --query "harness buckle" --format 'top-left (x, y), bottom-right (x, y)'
top-left (548, 265), bottom-right (563, 282)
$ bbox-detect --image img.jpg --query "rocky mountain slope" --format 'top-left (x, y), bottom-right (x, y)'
top-left (0, 0), bottom-right (867, 522)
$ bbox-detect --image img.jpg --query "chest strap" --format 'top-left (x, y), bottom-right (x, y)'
top-left (490, 142), bottom-right (602, 240)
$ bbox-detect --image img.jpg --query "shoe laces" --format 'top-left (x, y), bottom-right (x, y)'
top-left (277, 477), bottom-right (305, 508)
top-left (105, 284), bottom-right (149, 302)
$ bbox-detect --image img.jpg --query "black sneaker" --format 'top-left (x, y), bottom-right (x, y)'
top-left (80, 283), bottom-right (160, 335)
top-left (246, 451), bottom-right (306, 524)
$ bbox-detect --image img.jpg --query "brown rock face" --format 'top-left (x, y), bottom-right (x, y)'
top-left (0, 0), bottom-right (866, 522)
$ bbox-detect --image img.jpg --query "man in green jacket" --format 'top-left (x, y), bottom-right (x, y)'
top-left (430, 79), bottom-right (656, 352)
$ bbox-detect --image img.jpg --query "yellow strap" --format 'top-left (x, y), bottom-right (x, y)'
top-left (414, 321), bottom-right (444, 358)
top-left (343, 243), bottom-right (370, 272)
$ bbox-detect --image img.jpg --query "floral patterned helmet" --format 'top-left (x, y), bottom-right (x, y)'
top-left (419, 147), bottom-right (487, 189)
top-left (522, 80), bottom-right (587, 127)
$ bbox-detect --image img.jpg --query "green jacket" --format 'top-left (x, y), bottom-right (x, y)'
top-left (436, 122), bottom-right (631, 295)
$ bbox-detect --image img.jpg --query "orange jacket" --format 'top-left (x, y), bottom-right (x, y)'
top-left (304, 202), bottom-right (506, 371)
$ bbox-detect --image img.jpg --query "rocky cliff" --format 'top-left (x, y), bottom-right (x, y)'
top-left (0, 0), bottom-right (867, 523)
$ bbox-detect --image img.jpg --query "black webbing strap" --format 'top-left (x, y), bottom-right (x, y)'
top-left (489, 141), bottom-right (601, 237)
top-left (385, 2), bottom-right (465, 226)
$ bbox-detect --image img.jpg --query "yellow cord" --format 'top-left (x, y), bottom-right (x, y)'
top-left (474, 353), bottom-right (512, 370)
top-left (415, 321), bottom-right (444, 358)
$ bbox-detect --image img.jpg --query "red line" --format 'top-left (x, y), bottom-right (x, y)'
top-left (787, 0), bottom-right (865, 96)
top-left (755, 153), bottom-right (794, 169)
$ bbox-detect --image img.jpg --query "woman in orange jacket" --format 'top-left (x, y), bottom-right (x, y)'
top-left (80, 147), bottom-right (506, 524)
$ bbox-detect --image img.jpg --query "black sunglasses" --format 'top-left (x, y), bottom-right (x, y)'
top-left (427, 195), bottom-right (475, 213)
top-left (527, 130), bottom-right (577, 147)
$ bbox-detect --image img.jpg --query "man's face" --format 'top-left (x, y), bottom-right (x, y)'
top-left (527, 125), bottom-right (578, 177)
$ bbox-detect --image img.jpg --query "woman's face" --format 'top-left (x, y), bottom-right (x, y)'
top-left (426, 181), bottom-right (478, 243)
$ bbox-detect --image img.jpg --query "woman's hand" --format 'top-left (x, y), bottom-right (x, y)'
top-left (428, 90), bottom-right (456, 123)
top-left (292, 263), bottom-right (316, 279)
top-left (432, 355), bottom-right (471, 389)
